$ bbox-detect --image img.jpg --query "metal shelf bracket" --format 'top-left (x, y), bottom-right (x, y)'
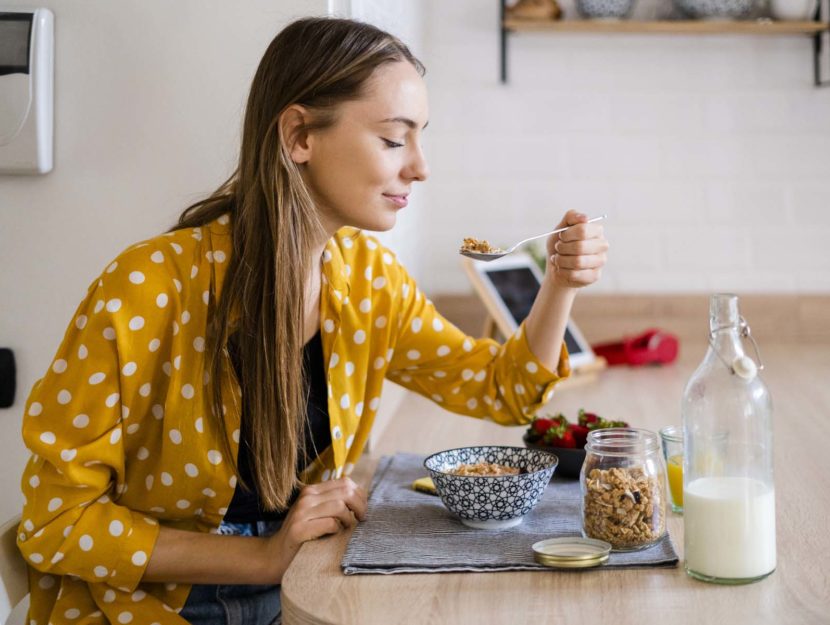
top-left (814, 1), bottom-right (830, 85)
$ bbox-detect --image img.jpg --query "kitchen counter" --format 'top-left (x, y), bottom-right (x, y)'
top-left (281, 341), bottom-right (830, 624)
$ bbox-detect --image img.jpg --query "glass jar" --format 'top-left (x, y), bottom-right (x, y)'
top-left (681, 293), bottom-right (776, 584)
top-left (580, 428), bottom-right (667, 551)
top-left (659, 425), bottom-right (684, 514)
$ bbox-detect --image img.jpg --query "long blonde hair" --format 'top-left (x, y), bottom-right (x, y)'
top-left (172, 18), bottom-right (424, 510)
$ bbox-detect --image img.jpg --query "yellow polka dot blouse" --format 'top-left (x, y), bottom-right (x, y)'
top-left (17, 215), bottom-right (570, 624)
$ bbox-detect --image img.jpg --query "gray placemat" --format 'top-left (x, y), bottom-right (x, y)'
top-left (342, 452), bottom-right (679, 575)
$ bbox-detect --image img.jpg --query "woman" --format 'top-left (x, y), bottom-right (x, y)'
top-left (17, 17), bottom-right (608, 625)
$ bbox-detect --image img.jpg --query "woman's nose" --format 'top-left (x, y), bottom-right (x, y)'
top-left (407, 146), bottom-right (429, 182)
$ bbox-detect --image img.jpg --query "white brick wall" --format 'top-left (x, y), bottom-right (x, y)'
top-left (0, 0), bottom-right (331, 521)
top-left (335, 0), bottom-right (428, 282)
top-left (334, 0), bottom-right (428, 450)
top-left (419, 0), bottom-right (830, 294)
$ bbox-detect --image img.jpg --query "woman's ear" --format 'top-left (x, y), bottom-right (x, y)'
top-left (279, 104), bottom-right (313, 164)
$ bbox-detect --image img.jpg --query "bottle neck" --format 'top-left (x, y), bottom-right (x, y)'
top-left (707, 294), bottom-right (746, 363)
top-left (709, 293), bottom-right (740, 333)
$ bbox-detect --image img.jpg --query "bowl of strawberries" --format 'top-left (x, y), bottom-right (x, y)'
top-left (523, 409), bottom-right (629, 478)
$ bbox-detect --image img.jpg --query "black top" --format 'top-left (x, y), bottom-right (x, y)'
top-left (223, 331), bottom-right (332, 523)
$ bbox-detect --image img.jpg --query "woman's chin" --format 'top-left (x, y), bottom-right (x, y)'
top-left (355, 214), bottom-right (397, 233)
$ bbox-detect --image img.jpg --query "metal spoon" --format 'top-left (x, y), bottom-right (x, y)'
top-left (459, 215), bottom-right (607, 262)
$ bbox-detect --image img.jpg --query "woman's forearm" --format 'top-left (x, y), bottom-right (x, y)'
top-left (142, 526), bottom-right (290, 585)
top-left (523, 265), bottom-right (578, 371)
top-left (524, 210), bottom-right (608, 370)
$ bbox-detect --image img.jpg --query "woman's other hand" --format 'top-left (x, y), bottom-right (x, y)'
top-left (266, 477), bottom-right (368, 579)
top-left (545, 209), bottom-right (608, 289)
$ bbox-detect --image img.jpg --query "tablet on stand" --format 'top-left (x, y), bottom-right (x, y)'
top-left (462, 254), bottom-right (606, 390)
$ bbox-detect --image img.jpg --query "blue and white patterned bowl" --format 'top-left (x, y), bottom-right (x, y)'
top-left (424, 446), bottom-right (559, 529)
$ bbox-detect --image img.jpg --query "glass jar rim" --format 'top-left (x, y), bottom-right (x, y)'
top-left (658, 425), bottom-right (683, 442)
top-left (585, 427), bottom-right (660, 456)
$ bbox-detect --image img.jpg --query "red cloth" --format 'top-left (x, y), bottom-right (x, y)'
top-left (592, 328), bottom-right (679, 366)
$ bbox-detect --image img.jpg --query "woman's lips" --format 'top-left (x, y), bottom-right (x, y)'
top-left (383, 194), bottom-right (408, 208)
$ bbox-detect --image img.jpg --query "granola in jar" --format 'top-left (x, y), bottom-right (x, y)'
top-left (580, 429), bottom-right (667, 550)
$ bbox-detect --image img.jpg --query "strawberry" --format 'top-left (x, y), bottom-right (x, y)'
top-left (529, 410), bottom-right (630, 449)
top-left (541, 418), bottom-right (572, 447)
top-left (528, 414), bottom-right (566, 436)
top-left (531, 418), bottom-right (556, 436)
top-left (577, 408), bottom-right (629, 430)
top-left (578, 409), bottom-right (600, 426)
top-left (547, 429), bottom-right (577, 448)
top-left (568, 423), bottom-right (590, 448)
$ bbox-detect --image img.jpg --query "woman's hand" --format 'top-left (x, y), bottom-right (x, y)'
top-left (265, 477), bottom-right (368, 580)
top-left (142, 478), bottom-right (367, 586)
top-left (545, 210), bottom-right (608, 289)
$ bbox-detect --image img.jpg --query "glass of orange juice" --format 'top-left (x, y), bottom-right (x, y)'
top-left (659, 425), bottom-right (683, 514)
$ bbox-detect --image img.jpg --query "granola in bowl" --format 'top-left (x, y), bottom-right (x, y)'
top-left (449, 462), bottom-right (521, 477)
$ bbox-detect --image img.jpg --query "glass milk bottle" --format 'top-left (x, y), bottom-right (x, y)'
top-left (681, 293), bottom-right (776, 584)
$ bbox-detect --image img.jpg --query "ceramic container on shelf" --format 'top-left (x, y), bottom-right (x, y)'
top-left (576, 0), bottom-right (635, 19)
top-left (672, 0), bottom-right (755, 18)
top-left (507, 0), bottom-right (563, 20)
top-left (769, 0), bottom-right (817, 19)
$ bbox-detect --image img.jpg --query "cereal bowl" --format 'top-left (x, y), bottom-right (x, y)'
top-left (424, 446), bottom-right (558, 529)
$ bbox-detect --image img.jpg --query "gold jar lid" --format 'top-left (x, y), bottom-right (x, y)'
top-left (532, 537), bottom-right (612, 569)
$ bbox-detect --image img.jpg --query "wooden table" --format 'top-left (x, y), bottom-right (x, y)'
top-left (281, 342), bottom-right (830, 624)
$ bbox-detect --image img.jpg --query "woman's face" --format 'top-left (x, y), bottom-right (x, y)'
top-left (301, 61), bottom-right (430, 234)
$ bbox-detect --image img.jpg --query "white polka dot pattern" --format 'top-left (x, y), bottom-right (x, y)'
top-left (128, 270), bottom-right (146, 285)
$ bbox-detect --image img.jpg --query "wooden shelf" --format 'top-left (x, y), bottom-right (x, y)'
top-left (498, 0), bottom-right (830, 86)
top-left (504, 18), bottom-right (829, 35)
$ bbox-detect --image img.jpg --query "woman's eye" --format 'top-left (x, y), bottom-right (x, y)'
top-left (381, 138), bottom-right (404, 148)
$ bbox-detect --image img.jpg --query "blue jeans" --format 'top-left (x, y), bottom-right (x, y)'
top-left (179, 521), bottom-right (282, 625)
